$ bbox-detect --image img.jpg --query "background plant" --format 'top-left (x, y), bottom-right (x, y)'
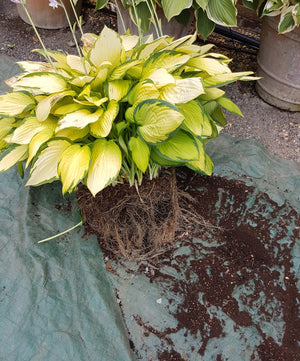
top-left (96, 0), bottom-right (300, 37)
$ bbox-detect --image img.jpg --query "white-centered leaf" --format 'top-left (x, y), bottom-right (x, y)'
top-left (55, 126), bottom-right (89, 141)
top-left (0, 92), bottom-right (35, 117)
top-left (58, 144), bottom-right (91, 194)
top-left (187, 56), bottom-right (231, 75)
top-left (26, 139), bottom-right (71, 187)
top-left (66, 55), bottom-right (91, 74)
top-left (146, 69), bottom-right (175, 88)
top-left (203, 71), bottom-right (254, 87)
top-left (160, 77), bottom-right (204, 104)
top-left (0, 118), bottom-right (15, 140)
top-left (36, 90), bottom-right (76, 121)
top-left (13, 72), bottom-right (69, 94)
top-left (206, 0), bottom-right (237, 27)
top-left (89, 26), bottom-right (122, 69)
top-left (0, 144), bottom-right (28, 172)
top-left (129, 136), bottom-right (150, 172)
top-left (58, 108), bottom-right (104, 130)
top-left (134, 99), bottom-right (184, 144)
top-left (110, 60), bottom-right (142, 80)
top-left (11, 115), bottom-right (56, 145)
top-left (86, 139), bottom-right (122, 196)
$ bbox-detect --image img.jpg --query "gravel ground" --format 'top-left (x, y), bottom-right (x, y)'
top-left (0, 0), bottom-right (299, 163)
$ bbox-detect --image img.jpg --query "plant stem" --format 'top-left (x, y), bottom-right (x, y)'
top-left (114, 0), bottom-right (127, 34)
top-left (131, 0), bottom-right (143, 44)
top-left (69, 0), bottom-right (84, 37)
top-left (38, 221), bottom-right (83, 243)
top-left (22, 4), bottom-right (57, 71)
top-left (59, 0), bottom-right (88, 75)
top-left (146, 0), bottom-right (161, 38)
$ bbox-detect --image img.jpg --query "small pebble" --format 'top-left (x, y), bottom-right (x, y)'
top-left (156, 298), bottom-right (162, 304)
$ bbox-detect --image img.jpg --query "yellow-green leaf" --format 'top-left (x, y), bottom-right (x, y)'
top-left (26, 139), bottom-right (71, 187)
top-left (55, 126), bottom-right (89, 141)
top-left (154, 130), bottom-right (199, 163)
top-left (108, 80), bottom-right (132, 101)
top-left (26, 128), bottom-right (54, 168)
top-left (216, 96), bottom-right (243, 116)
top-left (86, 139), bottom-right (122, 196)
top-left (146, 69), bottom-right (175, 88)
top-left (109, 60), bottom-right (142, 80)
top-left (129, 136), bottom-right (150, 172)
top-left (187, 138), bottom-right (214, 175)
top-left (0, 91), bottom-right (35, 117)
top-left (128, 82), bottom-right (160, 105)
top-left (58, 144), bottom-right (91, 194)
top-left (90, 100), bottom-right (119, 138)
top-left (134, 99), bottom-right (184, 144)
top-left (177, 100), bottom-right (205, 136)
top-left (0, 144), bottom-right (28, 172)
top-left (0, 118), bottom-right (15, 140)
top-left (66, 55), bottom-right (91, 74)
top-left (203, 71), bottom-right (254, 87)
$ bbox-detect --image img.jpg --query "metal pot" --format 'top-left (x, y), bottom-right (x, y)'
top-left (256, 16), bottom-right (300, 111)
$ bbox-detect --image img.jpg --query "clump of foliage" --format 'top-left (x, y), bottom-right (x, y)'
top-left (0, 2), bottom-right (255, 197)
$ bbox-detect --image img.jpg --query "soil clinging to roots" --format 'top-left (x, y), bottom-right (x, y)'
top-left (77, 170), bottom-right (180, 261)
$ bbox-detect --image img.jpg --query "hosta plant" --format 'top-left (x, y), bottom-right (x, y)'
top-left (0, 25), bottom-right (255, 197)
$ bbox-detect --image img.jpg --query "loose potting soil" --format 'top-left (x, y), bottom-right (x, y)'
top-left (1, 55), bottom-right (299, 361)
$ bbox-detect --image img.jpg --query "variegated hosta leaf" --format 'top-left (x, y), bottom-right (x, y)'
top-left (91, 61), bottom-right (113, 88)
top-left (86, 139), bottom-right (122, 196)
top-left (26, 128), bottom-right (54, 168)
top-left (146, 69), bottom-right (175, 88)
top-left (0, 91), bottom-right (35, 117)
top-left (11, 115), bottom-right (56, 145)
top-left (161, 0), bottom-right (193, 20)
top-left (128, 136), bottom-right (150, 172)
top-left (17, 61), bottom-right (53, 73)
top-left (177, 100), bottom-right (206, 136)
top-left (108, 80), bottom-right (132, 101)
top-left (203, 71), bottom-right (255, 87)
top-left (128, 82), bottom-right (160, 105)
top-left (70, 76), bottom-right (94, 87)
top-left (13, 72), bottom-right (69, 95)
top-left (187, 138), bottom-right (214, 175)
top-left (154, 130), bottom-right (199, 163)
top-left (0, 144), bottom-right (28, 172)
top-left (53, 102), bottom-right (84, 115)
top-left (142, 51), bottom-right (191, 78)
top-left (200, 87), bottom-right (225, 101)
top-left (55, 126), bottom-right (89, 141)
top-left (0, 118), bottom-right (16, 140)
top-left (187, 56), bottom-right (231, 75)
top-left (81, 33), bottom-right (98, 53)
top-left (66, 55), bottom-right (91, 74)
top-left (135, 37), bottom-right (170, 60)
top-left (90, 100), bottom-right (119, 138)
top-left (216, 96), bottom-right (243, 117)
top-left (120, 34), bottom-right (139, 53)
top-left (26, 139), bottom-right (71, 187)
top-left (36, 90), bottom-right (76, 121)
top-left (109, 60), bottom-right (142, 80)
top-left (58, 108), bottom-right (104, 130)
top-left (163, 33), bottom-right (197, 51)
top-left (89, 26), bottom-right (122, 69)
top-left (206, 0), bottom-right (237, 27)
top-left (58, 144), bottom-right (91, 194)
top-left (134, 99), bottom-right (185, 144)
top-left (160, 77), bottom-right (204, 104)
